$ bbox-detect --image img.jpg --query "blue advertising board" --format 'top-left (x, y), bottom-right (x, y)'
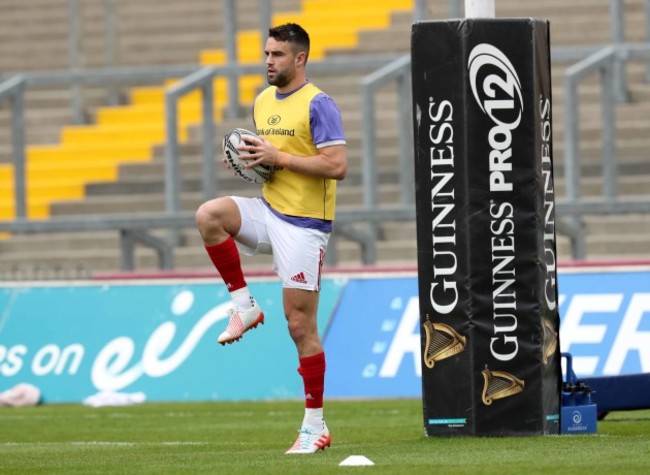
top-left (0, 279), bottom-right (344, 403)
top-left (557, 270), bottom-right (650, 377)
top-left (1, 268), bottom-right (648, 402)
top-left (323, 277), bottom-right (421, 398)
top-left (323, 269), bottom-right (650, 398)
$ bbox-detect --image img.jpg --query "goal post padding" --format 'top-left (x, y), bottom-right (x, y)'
top-left (411, 18), bottom-right (562, 436)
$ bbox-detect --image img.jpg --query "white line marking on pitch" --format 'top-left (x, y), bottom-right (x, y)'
top-left (2, 441), bottom-right (208, 447)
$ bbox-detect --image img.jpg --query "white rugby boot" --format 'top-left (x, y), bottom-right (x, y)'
top-left (285, 422), bottom-right (331, 454)
top-left (217, 303), bottom-right (264, 345)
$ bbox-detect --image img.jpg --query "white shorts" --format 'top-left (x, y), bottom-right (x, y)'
top-left (230, 196), bottom-right (329, 291)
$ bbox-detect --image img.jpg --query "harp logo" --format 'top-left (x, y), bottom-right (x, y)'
top-left (422, 318), bottom-right (467, 369)
top-left (481, 365), bottom-right (525, 405)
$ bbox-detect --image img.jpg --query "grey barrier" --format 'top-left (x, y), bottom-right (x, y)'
top-left (564, 44), bottom-right (650, 203)
top-left (1, 54), bottom-right (648, 267)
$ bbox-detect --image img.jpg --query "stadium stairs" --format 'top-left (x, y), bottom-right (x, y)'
top-left (0, 0), bottom-right (649, 277)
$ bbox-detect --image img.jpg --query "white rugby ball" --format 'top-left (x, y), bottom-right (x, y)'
top-left (222, 128), bottom-right (273, 184)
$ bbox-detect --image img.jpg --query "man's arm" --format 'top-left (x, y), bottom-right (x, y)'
top-left (274, 143), bottom-right (347, 180)
top-left (239, 139), bottom-right (347, 181)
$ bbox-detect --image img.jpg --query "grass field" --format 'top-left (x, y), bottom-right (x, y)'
top-left (0, 399), bottom-right (648, 474)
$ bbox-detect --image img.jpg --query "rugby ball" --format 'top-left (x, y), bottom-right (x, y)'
top-left (222, 128), bottom-right (273, 184)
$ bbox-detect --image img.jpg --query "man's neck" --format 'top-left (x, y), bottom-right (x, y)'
top-left (277, 75), bottom-right (308, 94)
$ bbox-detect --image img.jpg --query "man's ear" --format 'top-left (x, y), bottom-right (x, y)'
top-left (295, 50), bottom-right (307, 68)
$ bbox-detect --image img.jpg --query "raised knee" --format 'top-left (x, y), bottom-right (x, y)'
top-left (195, 199), bottom-right (231, 242)
top-left (195, 202), bottom-right (213, 228)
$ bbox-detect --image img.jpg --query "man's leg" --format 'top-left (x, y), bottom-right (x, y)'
top-left (195, 197), bottom-right (264, 344)
top-left (283, 287), bottom-right (331, 454)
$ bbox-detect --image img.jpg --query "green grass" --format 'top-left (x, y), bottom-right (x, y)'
top-left (0, 399), bottom-right (648, 474)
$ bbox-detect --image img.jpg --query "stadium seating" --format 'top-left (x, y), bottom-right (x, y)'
top-left (0, 0), bottom-right (649, 276)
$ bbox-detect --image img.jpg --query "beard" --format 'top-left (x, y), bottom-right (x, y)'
top-left (267, 70), bottom-right (290, 88)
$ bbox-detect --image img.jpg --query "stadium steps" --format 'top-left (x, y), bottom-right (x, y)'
top-left (46, 182), bottom-right (407, 216)
top-left (2, 216), bottom-right (650, 275)
top-left (4, 212), bottom-right (650, 274)
top-left (0, 0), bottom-right (413, 222)
top-left (1, 0), bottom-right (650, 275)
top-left (0, 0), bottom-right (302, 70)
top-left (0, 88), bottom-right (109, 159)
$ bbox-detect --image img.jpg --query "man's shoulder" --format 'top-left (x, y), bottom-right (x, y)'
top-left (256, 86), bottom-right (277, 101)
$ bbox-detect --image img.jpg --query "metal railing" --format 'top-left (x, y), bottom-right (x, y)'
top-left (0, 75), bottom-right (26, 218)
top-left (564, 43), bottom-right (650, 202)
top-left (1, 1), bottom-right (650, 271)
top-left (560, 43), bottom-right (650, 258)
top-left (349, 42), bottom-right (650, 262)
top-left (162, 54), bottom-right (400, 215)
top-left (342, 55), bottom-right (414, 264)
top-left (0, 64), bottom-right (201, 220)
top-left (0, 55), bottom-right (401, 271)
top-left (165, 66), bottom-right (218, 213)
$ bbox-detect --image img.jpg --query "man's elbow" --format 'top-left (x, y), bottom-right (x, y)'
top-left (332, 149), bottom-right (348, 180)
top-left (321, 146), bottom-right (347, 180)
top-left (332, 162), bottom-right (347, 181)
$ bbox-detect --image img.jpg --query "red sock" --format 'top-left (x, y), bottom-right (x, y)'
top-left (205, 238), bottom-right (246, 291)
top-left (298, 352), bottom-right (326, 409)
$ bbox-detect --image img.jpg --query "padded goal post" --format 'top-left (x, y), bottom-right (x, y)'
top-left (411, 18), bottom-right (562, 436)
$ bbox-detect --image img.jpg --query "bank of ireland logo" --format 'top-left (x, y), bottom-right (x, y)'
top-left (267, 114), bottom-right (281, 126)
top-left (468, 43), bottom-right (523, 127)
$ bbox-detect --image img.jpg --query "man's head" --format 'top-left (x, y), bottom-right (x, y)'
top-left (268, 23), bottom-right (310, 62)
top-left (265, 23), bottom-right (310, 90)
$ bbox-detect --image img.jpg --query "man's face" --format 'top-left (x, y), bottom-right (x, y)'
top-left (265, 37), bottom-right (297, 88)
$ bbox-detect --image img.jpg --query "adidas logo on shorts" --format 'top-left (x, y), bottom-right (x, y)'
top-left (291, 272), bottom-right (308, 284)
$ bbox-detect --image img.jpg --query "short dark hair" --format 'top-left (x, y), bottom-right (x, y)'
top-left (268, 23), bottom-right (310, 61)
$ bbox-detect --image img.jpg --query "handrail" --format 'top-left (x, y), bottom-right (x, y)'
top-left (564, 43), bottom-right (650, 205)
top-left (361, 55), bottom-right (412, 211)
top-left (563, 46), bottom-right (618, 205)
top-left (162, 54), bottom-right (402, 216)
top-left (0, 206), bottom-right (420, 271)
top-left (165, 66), bottom-right (219, 214)
top-left (18, 64), bottom-right (200, 87)
top-left (0, 75), bottom-right (27, 218)
top-left (223, 0), bottom-right (242, 118)
top-left (560, 43), bottom-right (650, 258)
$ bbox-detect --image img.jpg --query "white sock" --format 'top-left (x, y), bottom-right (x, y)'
top-left (230, 287), bottom-right (255, 310)
top-left (303, 407), bottom-right (325, 431)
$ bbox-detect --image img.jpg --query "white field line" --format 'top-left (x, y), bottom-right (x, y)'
top-left (1, 441), bottom-right (208, 447)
